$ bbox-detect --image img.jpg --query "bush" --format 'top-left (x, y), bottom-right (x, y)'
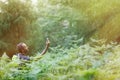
top-left (1, 39), bottom-right (120, 80)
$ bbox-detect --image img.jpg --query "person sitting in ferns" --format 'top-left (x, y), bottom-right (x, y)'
top-left (12, 38), bottom-right (50, 61)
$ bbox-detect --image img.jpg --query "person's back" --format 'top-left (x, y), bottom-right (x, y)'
top-left (16, 53), bottom-right (30, 60)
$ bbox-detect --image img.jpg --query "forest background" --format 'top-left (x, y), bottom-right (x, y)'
top-left (0, 0), bottom-right (120, 57)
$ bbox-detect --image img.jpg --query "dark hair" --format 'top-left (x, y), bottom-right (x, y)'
top-left (17, 42), bottom-right (28, 53)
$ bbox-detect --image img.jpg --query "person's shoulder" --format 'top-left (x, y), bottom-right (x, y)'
top-left (12, 54), bottom-right (19, 61)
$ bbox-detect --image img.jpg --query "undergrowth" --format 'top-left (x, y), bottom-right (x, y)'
top-left (0, 39), bottom-right (120, 80)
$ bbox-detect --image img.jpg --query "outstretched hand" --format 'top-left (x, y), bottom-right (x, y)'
top-left (34, 38), bottom-right (50, 61)
top-left (46, 38), bottom-right (50, 45)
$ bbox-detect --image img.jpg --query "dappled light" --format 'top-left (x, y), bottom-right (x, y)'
top-left (0, 0), bottom-right (120, 80)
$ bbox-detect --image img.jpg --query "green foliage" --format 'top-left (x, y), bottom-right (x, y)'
top-left (34, 0), bottom-right (92, 49)
top-left (0, 0), bottom-right (120, 79)
top-left (48, 0), bottom-right (120, 42)
top-left (0, 0), bottom-right (120, 56)
top-left (1, 39), bottom-right (120, 80)
top-left (0, 0), bottom-right (37, 56)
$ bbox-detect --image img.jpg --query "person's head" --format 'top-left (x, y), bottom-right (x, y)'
top-left (17, 42), bottom-right (29, 55)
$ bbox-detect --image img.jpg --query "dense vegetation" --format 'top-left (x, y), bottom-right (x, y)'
top-left (1, 39), bottom-right (120, 80)
top-left (0, 0), bottom-right (120, 80)
top-left (0, 0), bottom-right (120, 56)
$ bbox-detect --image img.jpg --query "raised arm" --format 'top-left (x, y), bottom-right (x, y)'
top-left (33, 38), bottom-right (50, 61)
top-left (41, 38), bottom-right (50, 55)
